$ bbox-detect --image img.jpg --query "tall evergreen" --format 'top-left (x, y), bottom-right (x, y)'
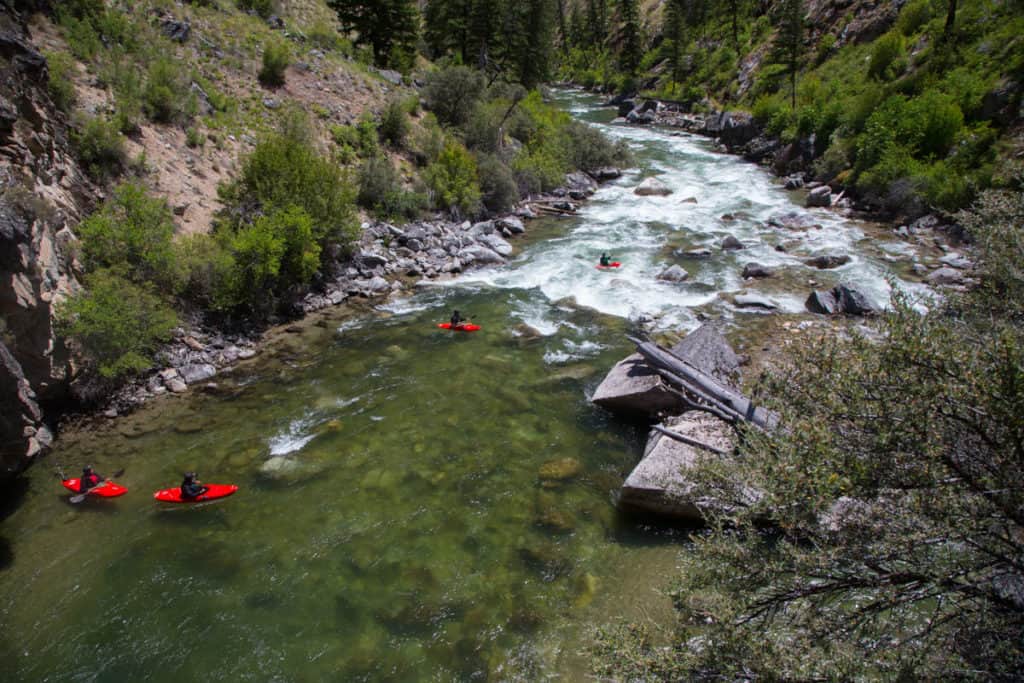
top-left (328, 0), bottom-right (420, 69)
top-left (616, 0), bottom-right (642, 74)
top-left (772, 0), bottom-right (804, 108)
top-left (663, 0), bottom-right (686, 93)
top-left (587, 0), bottom-right (609, 46)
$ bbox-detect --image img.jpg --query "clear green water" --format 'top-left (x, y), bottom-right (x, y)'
top-left (0, 90), bottom-right (928, 682)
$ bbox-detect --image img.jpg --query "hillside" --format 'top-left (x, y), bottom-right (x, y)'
top-left (559, 0), bottom-right (1023, 219)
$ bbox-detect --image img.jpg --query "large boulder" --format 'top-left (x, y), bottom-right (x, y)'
top-left (669, 323), bottom-right (741, 387)
top-left (806, 185), bottom-right (832, 208)
top-left (591, 354), bottom-right (685, 418)
top-left (834, 284), bottom-right (878, 315)
top-left (457, 245), bottom-right (505, 266)
top-left (634, 177), bottom-right (673, 196)
top-left (742, 263), bottom-right (774, 279)
top-left (657, 264), bottom-right (689, 282)
top-left (805, 289), bottom-right (839, 315)
top-left (721, 235), bottom-right (744, 250)
top-left (496, 216), bottom-right (525, 234)
top-left (179, 363), bottom-right (217, 385)
top-left (805, 254), bottom-right (851, 269)
top-left (715, 110), bottom-right (759, 149)
top-left (476, 232), bottom-right (513, 257)
top-left (619, 412), bottom-right (754, 523)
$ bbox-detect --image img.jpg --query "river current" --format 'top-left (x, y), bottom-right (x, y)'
top-left (0, 90), bottom-right (929, 681)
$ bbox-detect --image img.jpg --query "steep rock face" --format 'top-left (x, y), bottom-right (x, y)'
top-left (0, 1), bottom-right (95, 479)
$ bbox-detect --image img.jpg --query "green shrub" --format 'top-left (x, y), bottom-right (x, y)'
top-left (236, 0), bottom-right (275, 18)
top-left (897, 0), bottom-right (933, 36)
top-left (379, 96), bottom-right (411, 149)
top-left (259, 40), bottom-right (290, 87)
top-left (72, 115), bottom-right (126, 179)
top-left (815, 34), bottom-right (837, 65)
top-left (463, 101), bottom-right (503, 154)
top-left (422, 65), bottom-right (486, 128)
top-left (45, 52), bottom-right (77, 113)
top-left (58, 268), bottom-right (178, 380)
top-left (425, 140), bottom-right (481, 216)
top-left (868, 32), bottom-right (905, 81)
top-left (752, 94), bottom-right (788, 125)
top-left (144, 58), bottom-right (186, 123)
top-left (221, 111), bottom-right (357, 252)
top-left (186, 127), bottom-right (205, 148)
top-left (477, 154), bottom-right (519, 214)
top-left (77, 183), bottom-right (180, 289)
top-left (173, 233), bottom-right (235, 309)
top-left (223, 218), bottom-right (286, 310)
top-left (512, 148), bottom-right (565, 195)
top-left (411, 112), bottom-right (445, 166)
top-left (562, 120), bottom-right (633, 171)
top-left (357, 155), bottom-right (401, 210)
top-left (307, 20), bottom-right (351, 54)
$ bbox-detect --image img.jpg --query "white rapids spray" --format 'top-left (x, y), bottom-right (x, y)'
top-left (455, 89), bottom-right (931, 332)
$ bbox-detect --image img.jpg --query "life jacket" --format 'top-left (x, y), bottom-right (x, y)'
top-left (79, 473), bottom-right (102, 492)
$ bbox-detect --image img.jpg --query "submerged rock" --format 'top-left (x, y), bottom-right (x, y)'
top-left (538, 457), bottom-right (583, 482)
top-left (733, 293), bottom-right (778, 310)
top-left (721, 235), bottom-right (744, 250)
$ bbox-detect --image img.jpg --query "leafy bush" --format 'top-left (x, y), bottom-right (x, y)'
top-left (172, 233), bottom-right (235, 309)
top-left (236, 0), bottom-right (275, 18)
top-left (222, 111), bottom-right (357, 252)
top-left (72, 114), bottom-right (126, 179)
top-left (379, 96), bottom-right (411, 149)
top-left (562, 119), bottom-right (634, 171)
top-left (424, 140), bottom-right (481, 216)
top-left (411, 112), bottom-right (445, 166)
top-left (897, 0), bottom-right (933, 36)
top-left (259, 40), bottom-right (290, 88)
top-left (357, 154), bottom-right (401, 210)
top-left (512, 148), bottom-right (565, 195)
top-left (77, 183), bottom-right (180, 289)
top-left (868, 32), bottom-right (905, 81)
top-left (307, 20), bottom-right (351, 54)
top-left (477, 154), bottom-right (519, 214)
top-left (752, 94), bottom-right (787, 125)
top-left (186, 127), bottom-right (205, 148)
top-left (144, 58), bottom-right (188, 123)
top-left (422, 66), bottom-right (486, 128)
top-left (463, 101), bottom-right (504, 154)
top-left (58, 268), bottom-right (178, 380)
top-left (45, 52), bottom-right (77, 113)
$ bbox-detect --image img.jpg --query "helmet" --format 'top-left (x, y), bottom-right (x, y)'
top-left (83, 465), bottom-right (93, 474)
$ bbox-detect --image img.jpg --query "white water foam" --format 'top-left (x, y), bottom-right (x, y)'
top-left (268, 414), bottom-right (318, 456)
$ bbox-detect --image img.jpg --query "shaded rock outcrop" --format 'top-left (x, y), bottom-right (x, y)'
top-left (590, 353), bottom-right (685, 418)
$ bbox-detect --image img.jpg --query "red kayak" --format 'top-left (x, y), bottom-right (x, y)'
top-left (596, 262), bottom-right (622, 270)
top-left (437, 323), bottom-right (481, 332)
top-left (153, 484), bottom-right (238, 503)
top-left (62, 479), bottom-right (128, 498)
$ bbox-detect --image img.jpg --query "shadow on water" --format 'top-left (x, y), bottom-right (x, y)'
top-left (0, 476), bottom-right (29, 571)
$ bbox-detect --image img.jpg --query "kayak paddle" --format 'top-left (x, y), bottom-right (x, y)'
top-left (69, 468), bottom-right (125, 504)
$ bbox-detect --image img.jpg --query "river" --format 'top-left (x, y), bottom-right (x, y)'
top-left (0, 90), bottom-right (930, 681)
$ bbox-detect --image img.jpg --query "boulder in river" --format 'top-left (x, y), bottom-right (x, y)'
top-left (925, 267), bottom-right (965, 285)
top-left (805, 254), bottom-right (851, 269)
top-left (657, 264), bottom-right (689, 282)
top-left (496, 216), bottom-right (525, 234)
top-left (538, 457), bottom-right (583, 482)
top-left (591, 354), bottom-right (685, 418)
top-left (806, 185), bottom-right (832, 208)
top-left (834, 284), bottom-right (878, 316)
top-left (669, 323), bottom-right (741, 387)
top-left (619, 412), bottom-right (754, 523)
top-left (805, 289), bottom-right (839, 315)
top-left (742, 263), bottom-right (774, 279)
top-left (733, 293), bottom-right (778, 310)
top-left (721, 235), bottom-right (744, 250)
top-left (677, 247), bottom-right (712, 259)
top-left (180, 363), bottom-right (216, 384)
top-left (634, 177), bottom-right (673, 196)
top-left (591, 167), bottom-right (622, 181)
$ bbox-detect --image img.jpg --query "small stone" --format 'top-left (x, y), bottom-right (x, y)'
top-left (657, 264), bottom-right (690, 282)
top-left (634, 177), bottom-right (673, 196)
top-left (168, 378), bottom-right (188, 393)
top-left (721, 235), bottom-right (744, 250)
top-left (742, 263), bottom-right (774, 279)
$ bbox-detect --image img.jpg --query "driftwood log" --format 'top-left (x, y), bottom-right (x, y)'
top-left (628, 336), bottom-right (780, 431)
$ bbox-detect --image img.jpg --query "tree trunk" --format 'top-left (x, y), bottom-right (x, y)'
top-left (943, 0), bottom-right (957, 41)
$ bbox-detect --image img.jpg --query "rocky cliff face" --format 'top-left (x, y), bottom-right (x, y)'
top-left (0, 0), bottom-right (95, 479)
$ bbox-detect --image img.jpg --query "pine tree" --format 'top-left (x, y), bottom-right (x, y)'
top-left (424, 0), bottom-right (473, 62)
top-left (587, 0), bottom-right (609, 46)
top-left (328, 0), bottom-right (420, 70)
top-left (616, 0), bottom-right (642, 74)
top-left (772, 0), bottom-right (804, 108)
top-left (663, 0), bottom-right (686, 94)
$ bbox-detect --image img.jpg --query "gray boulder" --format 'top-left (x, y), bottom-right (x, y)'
top-left (677, 248), bottom-right (712, 259)
top-left (457, 245), bottom-right (505, 265)
top-left (835, 284), bottom-right (878, 315)
top-left (591, 167), bottom-right (622, 181)
top-left (721, 235), bottom-right (744, 250)
top-left (925, 267), bottom-right (965, 286)
top-left (805, 254), bottom-right (851, 269)
top-left (669, 323), bottom-right (741, 387)
top-left (734, 293), bottom-right (778, 310)
top-left (806, 185), bottom-right (832, 208)
top-left (496, 216), bottom-right (525, 234)
top-left (806, 289), bottom-right (839, 315)
top-left (180, 363), bottom-right (216, 385)
top-left (591, 354), bottom-right (685, 418)
top-left (619, 413), bottom-right (747, 523)
top-left (742, 263), bottom-right (774, 279)
top-left (939, 253), bottom-right (973, 270)
top-left (657, 265), bottom-right (690, 282)
top-left (634, 177), bottom-right (673, 196)
top-left (477, 233), bottom-right (513, 256)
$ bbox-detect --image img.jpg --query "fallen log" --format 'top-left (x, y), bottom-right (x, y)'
top-left (628, 336), bottom-right (780, 431)
top-left (651, 424), bottom-right (730, 456)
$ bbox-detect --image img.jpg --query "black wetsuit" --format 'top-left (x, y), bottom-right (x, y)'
top-left (450, 313), bottom-right (464, 328)
top-left (600, 255), bottom-right (611, 266)
top-left (180, 480), bottom-right (208, 499)
top-left (79, 473), bottom-right (103, 493)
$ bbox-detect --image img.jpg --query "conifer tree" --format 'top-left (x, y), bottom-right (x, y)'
top-left (772, 0), bottom-right (804, 108)
top-left (328, 0), bottom-right (420, 70)
top-left (616, 0), bottom-right (642, 74)
top-left (663, 0), bottom-right (686, 94)
top-left (587, 0), bottom-right (609, 46)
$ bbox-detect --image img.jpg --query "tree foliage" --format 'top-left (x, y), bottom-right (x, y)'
top-left (591, 186), bottom-right (1024, 679)
top-left (327, 0), bottom-right (419, 69)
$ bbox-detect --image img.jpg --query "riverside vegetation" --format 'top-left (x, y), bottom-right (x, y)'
top-left (4, 0), bottom-right (1023, 679)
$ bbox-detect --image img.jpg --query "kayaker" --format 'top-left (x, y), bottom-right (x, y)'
top-left (599, 253), bottom-right (611, 266)
top-left (450, 310), bottom-right (468, 329)
top-left (180, 472), bottom-right (209, 500)
top-left (79, 466), bottom-right (103, 493)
